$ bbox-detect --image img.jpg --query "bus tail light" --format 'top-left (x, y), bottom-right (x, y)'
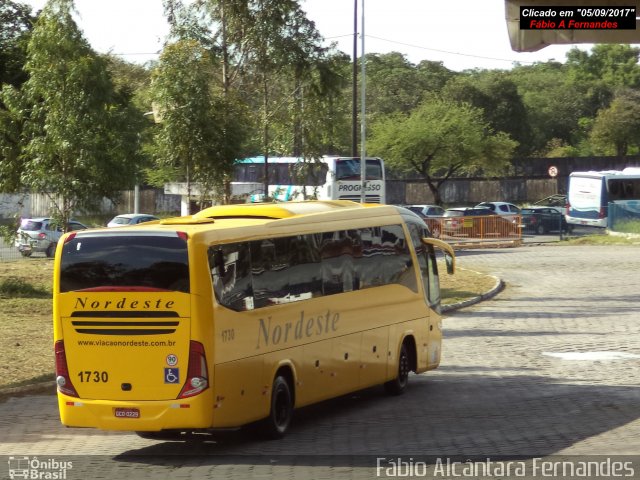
top-left (55, 340), bottom-right (79, 397)
top-left (178, 341), bottom-right (209, 398)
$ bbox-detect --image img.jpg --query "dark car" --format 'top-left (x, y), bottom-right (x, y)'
top-left (520, 206), bottom-right (570, 234)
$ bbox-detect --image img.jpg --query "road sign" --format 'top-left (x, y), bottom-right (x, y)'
top-left (548, 166), bottom-right (558, 177)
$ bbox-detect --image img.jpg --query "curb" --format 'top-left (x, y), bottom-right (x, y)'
top-left (441, 274), bottom-right (505, 313)
top-left (0, 381), bottom-right (56, 401)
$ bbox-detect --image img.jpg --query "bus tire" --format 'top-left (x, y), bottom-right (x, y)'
top-left (385, 342), bottom-right (410, 396)
top-left (262, 375), bottom-right (293, 439)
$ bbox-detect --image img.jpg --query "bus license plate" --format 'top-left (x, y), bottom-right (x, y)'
top-left (114, 408), bottom-right (140, 419)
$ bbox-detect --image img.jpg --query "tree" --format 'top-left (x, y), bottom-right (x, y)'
top-left (442, 71), bottom-right (532, 156)
top-left (0, 1), bottom-right (36, 184)
top-left (0, 0), bottom-right (141, 226)
top-left (508, 61), bottom-right (591, 155)
top-left (151, 39), bottom-right (246, 211)
top-left (368, 97), bottom-right (517, 205)
top-left (567, 44), bottom-right (640, 90)
top-left (0, 0), bottom-right (35, 88)
top-left (590, 89), bottom-right (640, 157)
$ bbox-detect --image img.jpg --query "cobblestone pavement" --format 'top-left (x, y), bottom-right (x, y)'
top-left (1, 244), bottom-right (639, 479)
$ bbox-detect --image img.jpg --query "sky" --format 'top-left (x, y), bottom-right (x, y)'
top-left (21, 0), bottom-right (589, 71)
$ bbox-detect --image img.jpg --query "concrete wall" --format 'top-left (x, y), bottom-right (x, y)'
top-left (389, 178), bottom-right (561, 206)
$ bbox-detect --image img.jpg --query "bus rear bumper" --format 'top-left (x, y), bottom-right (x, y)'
top-left (57, 392), bottom-right (214, 431)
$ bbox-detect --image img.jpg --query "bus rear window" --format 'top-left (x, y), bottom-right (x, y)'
top-left (59, 235), bottom-right (189, 293)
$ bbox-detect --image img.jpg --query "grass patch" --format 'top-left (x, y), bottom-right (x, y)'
top-left (564, 234), bottom-right (640, 245)
top-left (611, 219), bottom-right (640, 234)
top-left (439, 263), bottom-right (497, 305)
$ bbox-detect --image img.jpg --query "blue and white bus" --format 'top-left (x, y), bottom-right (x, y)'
top-left (567, 168), bottom-right (640, 228)
top-left (232, 156), bottom-right (386, 204)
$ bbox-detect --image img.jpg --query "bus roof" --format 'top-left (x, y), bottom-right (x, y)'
top-left (191, 200), bottom-right (376, 220)
top-left (72, 201), bottom-right (409, 248)
top-left (570, 170), bottom-right (640, 179)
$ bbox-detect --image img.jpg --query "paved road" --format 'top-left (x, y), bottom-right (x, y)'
top-left (1, 244), bottom-right (639, 479)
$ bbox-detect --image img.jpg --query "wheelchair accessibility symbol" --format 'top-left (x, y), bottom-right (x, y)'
top-left (164, 368), bottom-right (180, 384)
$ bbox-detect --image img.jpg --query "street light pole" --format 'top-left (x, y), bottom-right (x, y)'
top-left (352, 0), bottom-right (358, 158)
top-left (359, 0), bottom-right (366, 203)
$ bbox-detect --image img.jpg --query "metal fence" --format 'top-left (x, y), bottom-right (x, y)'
top-left (424, 215), bottom-right (522, 248)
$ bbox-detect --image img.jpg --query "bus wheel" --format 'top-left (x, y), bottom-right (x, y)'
top-left (263, 375), bottom-right (293, 439)
top-left (385, 343), bottom-right (410, 396)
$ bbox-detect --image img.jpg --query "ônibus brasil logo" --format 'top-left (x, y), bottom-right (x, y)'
top-left (7, 456), bottom-right (73, 479)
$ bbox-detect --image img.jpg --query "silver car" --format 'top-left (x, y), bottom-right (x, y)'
top-left (15, 217), bottom-right (88, 257)
top-left (107, 213), bottom-right (159, 227)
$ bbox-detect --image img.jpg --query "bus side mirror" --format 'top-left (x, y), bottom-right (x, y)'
top-left (421, 237), bottom-right (455, 275)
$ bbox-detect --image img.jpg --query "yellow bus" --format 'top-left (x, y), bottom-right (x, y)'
top-left (53, 201), bottom-right (454, 439)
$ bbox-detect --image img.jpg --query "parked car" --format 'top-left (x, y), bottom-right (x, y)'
top-left (403, 204), bottom-right (445, 218)
top-left (443, 207), bottom-right (520, 238)
top-left (520, 206), bottom-right (571, 234)
top-left (402, 205), bottom-right (445, 236)
top-left (442, 207), bottom-right (495, 235)
top-left (15, 217), bottom-right (88, 257)
top-left (107, 213), bottom-right (159, 227)
top-left (475, 202), bottom-right (521, 222)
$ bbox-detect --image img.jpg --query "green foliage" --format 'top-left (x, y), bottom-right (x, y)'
top-left (152, 39), bottom-right (245, 207)
top-left (369, 96), bottom-right (517, 205)
top-left (508, 62), bottom-right (591, 155)
top-left (442, 72), bottom-right (532, 156)
top-left (590, 89), bottom-right (640, 157)
top-left (1, 0), bottom-right (142, 227)
top-left (0, 0), bottom-right (35, 88)
top-left (567, 44), bottom-right (640, 89)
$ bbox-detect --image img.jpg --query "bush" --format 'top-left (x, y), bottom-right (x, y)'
top-left (0, 277), bottom-right (50, 298)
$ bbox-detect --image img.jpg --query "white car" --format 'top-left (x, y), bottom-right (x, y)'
top-left (15, 217), bottom-right (88, 257)
top-left (107, 213), bottom-right (159, 227)
top-left (475, 202), bottom-right (521, 222)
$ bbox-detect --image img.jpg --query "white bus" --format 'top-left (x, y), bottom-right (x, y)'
top-left (567, 168), bottom-right (640, 227)
top-left (232, 156), bottom-right (386, 204)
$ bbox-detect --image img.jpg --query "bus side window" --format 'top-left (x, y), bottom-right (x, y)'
top-left (321, 231), bottom-right (356, 295)
top-left (251, 238), bottom-right (291, 308)
top-left (288, 234), bottom-right (323, 299)
top-left (358, 225), bottom-right (416, 292)
top-left (210, 242), bottom-right (253, 311)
